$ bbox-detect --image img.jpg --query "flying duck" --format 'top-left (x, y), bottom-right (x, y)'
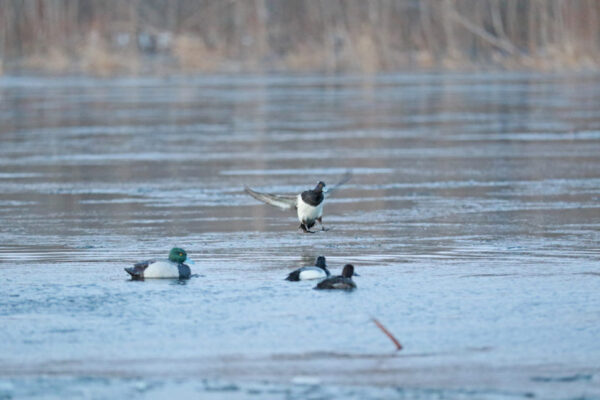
top-left (285, 256), bottom-right (330, 281)
top-left (314, 264), bottom-right (358, 290)
top-left (125, 247), bottom-right (191, 280)
top-left (244, 172), bottom-right (351, 233)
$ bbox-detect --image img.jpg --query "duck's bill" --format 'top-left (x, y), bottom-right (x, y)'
top-left (186, 259), bottom-right (195, 265)
top-left (353, 273), bottom-right (360, 276)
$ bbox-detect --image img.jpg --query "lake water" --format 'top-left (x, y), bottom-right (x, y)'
top-left (0, 73), bottom-right (599, 399)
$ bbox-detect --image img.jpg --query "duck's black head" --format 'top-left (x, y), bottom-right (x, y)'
top-left (315, 256), bottom-right (327, 269)
top-left (169, 247), bottom-right (187, 263)
top-left (314, 181), bottom-right (326, 192)
top-left (342, 264), bottom-right (355, 278)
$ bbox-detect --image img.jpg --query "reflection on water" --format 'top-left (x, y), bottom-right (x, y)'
top-left (0, 73), bottom-right (599, 399)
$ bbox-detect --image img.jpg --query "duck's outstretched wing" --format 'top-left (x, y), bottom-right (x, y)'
top-left (244, 187), bottom-right (297, 210)
top-left (324, 171), bottom-right (352, 198)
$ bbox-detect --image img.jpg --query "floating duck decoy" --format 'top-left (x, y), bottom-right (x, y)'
top-left (314, 264), bottom-right (358, 290)
top-left (245, 172), bottom-right (351, 233)
top-left (285, 256), bottom-right (330, 281)
top-left (125, 247), bottom-right (191, 280)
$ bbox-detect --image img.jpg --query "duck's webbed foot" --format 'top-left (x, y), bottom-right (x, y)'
top-left (317, 217), bottom-right (329, 231)
top-left (299, 223), bottom-right (315, 234)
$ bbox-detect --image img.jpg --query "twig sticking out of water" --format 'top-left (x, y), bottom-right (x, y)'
top-left (372, 318), bottom-right (403, 351)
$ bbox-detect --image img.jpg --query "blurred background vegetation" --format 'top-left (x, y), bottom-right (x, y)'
top-left (1, 0), bottom-right (599, 76)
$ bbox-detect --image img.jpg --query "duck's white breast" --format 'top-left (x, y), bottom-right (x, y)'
top-left (296, 194), bottom-right (323, 222)
top-left (298, 267), bottom-right (327, 280)
top-left (143, 260), bottom-right (180, 278)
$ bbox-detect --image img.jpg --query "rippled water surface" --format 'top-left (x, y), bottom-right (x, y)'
top-left (1, 73), bottom-right (599, 399)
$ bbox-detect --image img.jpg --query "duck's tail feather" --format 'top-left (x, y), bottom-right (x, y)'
top-left (285, 270), bottom-right (301, 281)
top-left (244, 186), bottom-right (297, 210)
top-left (125, 261), bottom-right (151, 280)
top-left (124, 267), bottom-right (143, 279)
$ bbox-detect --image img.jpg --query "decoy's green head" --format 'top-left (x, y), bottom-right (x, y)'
top-left (169, 247), bottom-right (187, 263)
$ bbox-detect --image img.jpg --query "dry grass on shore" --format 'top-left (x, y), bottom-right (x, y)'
top-left (1, 0), bottom-right (599, 75)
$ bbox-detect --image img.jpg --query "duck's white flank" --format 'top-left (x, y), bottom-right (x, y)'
top-left (142, 261), bottom-right (180, 279)
top-left (298, 267), bottom-right (328, 280)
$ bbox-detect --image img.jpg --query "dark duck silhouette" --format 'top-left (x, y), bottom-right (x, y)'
top-left (314, 264), bottom-right (358, 290)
